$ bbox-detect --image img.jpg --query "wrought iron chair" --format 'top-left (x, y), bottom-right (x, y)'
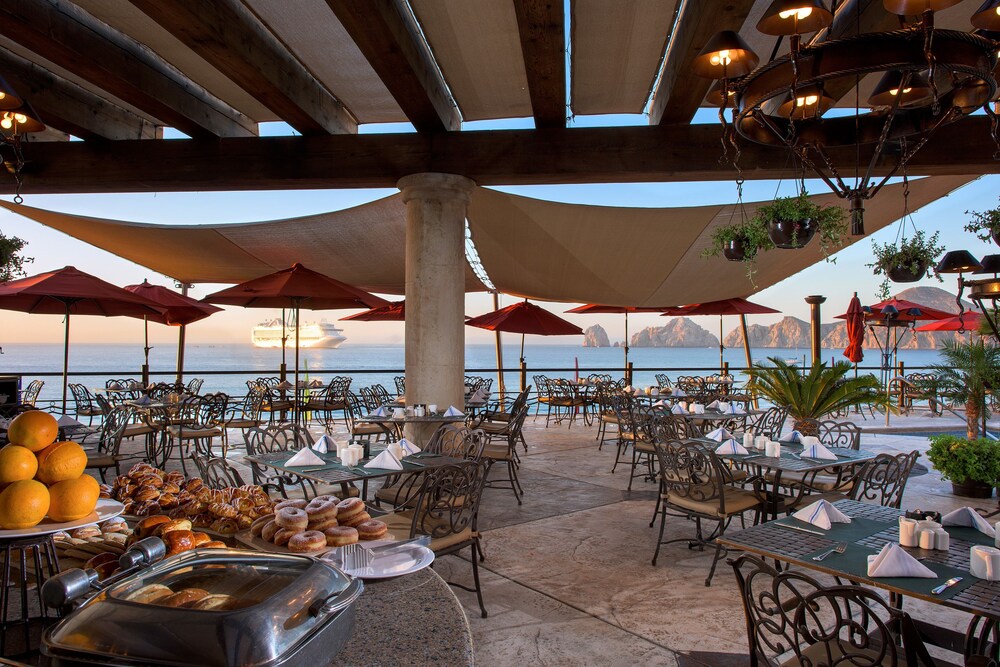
top-left (393, 375), bottom-right (406, 395)
top-left (481, 402), bottom-right (528, 504)
top-left (592, 381), bottom-right (622, 450)
top-left (302, 377), bottom-right (351, 430)
top-left (214, 385), bottom-right (264, 453)
top-left (379, 461), bottom-right (490, 618)
top-left (106, 378), bottom-right (142, 401)
top-left (345, 391), bottom-right (397, 443)
top-left (804, 450), bottom-right (920, 510)
top-left (244, 423), bottom-right (316, 498)
top-left (729, 552), bottom-right (938, 666)
top-left (654, 373), bottom-right (672, 390)
top-left (69, 383), bottom-right (102, 425)
top-left (250, 379), bottom-right (293, 423)
top-left (532, 375), bottom-right (551, 417)
top-left (799, 418), bottom-right (862, 450)
top-left (85, 406), bottom-right (133, 482)
top-left (192, 455), bottom-right (246, 490)
top-left (676, 375), bottom-right (704, 396)
top-left (375, 426), bottom-right (487, 508)
top-left (652, 439), bottom-right (762, 585)
top-left (20, 379), bottom-right (43, 407)
top-left (545, 378), bottom-right (586, 428)
top-left (185, 378), bottom-right (205, 395)
top-left (164, 394), bottom-right (226, 475)
top-left (474, 385), bottom-right (531, 452)
top-left (747, 405), bottom-right (787, 440)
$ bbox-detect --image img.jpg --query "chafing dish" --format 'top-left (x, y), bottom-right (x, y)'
top-left (40, 539), bottom-right (363, 667)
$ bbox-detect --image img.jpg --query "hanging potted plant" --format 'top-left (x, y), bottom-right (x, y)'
top-left (868, 230), bottom-right (945, 299)
top-left (752, 192), bottom-right (848, 251)
top-left (703, 217), bottom-right (774, 283)
top-left (965, 197), bottom-right (1000, 247)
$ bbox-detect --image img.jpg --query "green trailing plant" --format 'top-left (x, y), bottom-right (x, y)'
top-left (0, 231), bottom-right (30, 283)
top-left (702, 217), bottom-right (774, 284)
top-left (752, 192), bottom-right (849, 256)
top-left (964, 196), bottom-right (1000, 244)
top-left (867, 230), bottom-right (945, 299)
top-left (929, 339), bottom-right (1000, 440)
top-left (743, 358), bottom-right (889, 433)
top-left (927, 435), bottom-right (1000, 485)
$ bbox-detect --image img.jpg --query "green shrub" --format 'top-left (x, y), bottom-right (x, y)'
top-left (927, 435), bottom-right (1000, 484)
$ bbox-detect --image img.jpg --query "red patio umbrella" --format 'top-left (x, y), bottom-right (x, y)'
top-left (0, 266), bottom-right (164, 410)
top-left (662, 297), bottom-right (780, 371)
top-left (843, 293), bottom-right (865, 364)
top-left (341, 300), bottom-right (406, 322)
top-left (203, 263), bottom-right (388, 417)
top-left (469, 300), bottom-right (583, 363)
top-left (915, 311), bottom-right (983, 333)
top-left (125, 280), bottom-right (222, 382)
top-left (565, 304), bottom-right (665, 377)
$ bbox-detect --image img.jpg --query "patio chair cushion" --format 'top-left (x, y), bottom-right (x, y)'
top-left (781, 638), bottom-right (886, 667)
top-left (220, 418), bottom-right (260, 429)
top-left (86, 454), bottom-right (123, 468)
top-left (123, 423), bottom-right (156, 438)
top-left (477, 421), bottom-right (509, 435)
top-left (166, 425), bottom-right (223, 439)
top-left (351, 424), bottom-right (386, 436)
top-left (379, 511), bottom-right (476, 552)
top-left (770, 470), bottom-right (855, 493)
top-left (482, 443), bottom-right (512, 460)
top-left (77, 407), bottom-right (102, 417)
top-left (664, 485), bottom-right (760, 519)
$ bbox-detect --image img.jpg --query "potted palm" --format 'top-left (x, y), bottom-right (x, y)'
top-left (752, 193), bottom-right (848, 252)
top-left (868, 230), bottom-right (945, 299)
top-left (930, 339), bottom-right (1000, 440)
top-left (965, 198), bottom-right (1000, 247)
top-left (927, 435), bottom-right (999, 498)
top-left (744, 358), bottom-right (889, 434)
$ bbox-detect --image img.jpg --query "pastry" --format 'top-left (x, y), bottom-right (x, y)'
top-left (275, 507), bottom-right (308, 530)
top-left (260, 520), bottom-right (280, 542)
top-left (162, 530), bottom-right (197, 556)
top-left (210, 517), bottom-right (239, 534)
top-left (160, 588), bottom-right (210, 608)
top-left (133, 485), bottom-right (160, 502)
top-left (324, 526), bottom-right (359, 547)
top-left (272, 528), bottom-right (298, 547)
top-left (134, 500), bottom-right (162, 517)
top-left (356, 519), bottom-right (388, 541)
top-left (201, 540), bottom-right (227, 549)
top-left (192, 513), bottom-right (215, 528)
top-left (135, 515), bottom-right (171, 539)
top-left (101, 518), bottom-right (128, 534)
top-left (133, 474), bottom-right (163, 489)
top-left (341, 511), bottom-right (371, 528)
top-left (236, 515), bottom-right (253, 530)
top-left (70, 526), bottom-right (102, 540)
top-left (153, 518), bottom-right (192, 536)
top-left (308, 517), bottom-right (338, 533)
top-left (184, 478), bottom-right (204, 494)
top-left (191, 594), bottom-right (234, 610)
top-left (274, 499), bottom-right (308, 511)
top-left (208, 502), bottom-right (238, 519)
top-left (304, 498), bottom-right (338, 523)
top-left (157, 493), bottom-right (178, 509)
top-left (126, 583), bottom-right (173, 604)
top-left (288, 530), bottom-right (327, 553)
top-left (335, 498), bottom-right (365, 523)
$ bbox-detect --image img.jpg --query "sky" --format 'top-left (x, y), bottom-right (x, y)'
top-left (1, 111), bottom-right (998, 348)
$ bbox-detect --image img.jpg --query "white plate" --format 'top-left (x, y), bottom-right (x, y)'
top-left (0, 499), bottom-right (125, 539)
top-left (322, 542), bottom-right (434, 579)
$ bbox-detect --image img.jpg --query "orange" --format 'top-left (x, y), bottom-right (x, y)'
top-left (47, 475), bottom-right (99, 522)
top-left (0, 479), bottom-right (50, 529)
top-left (0, 445), bottom-right (38, 484)
top-left (7, 411), bottom-right (58, 452)
top-left (35, 441), bottom-right (88, 485)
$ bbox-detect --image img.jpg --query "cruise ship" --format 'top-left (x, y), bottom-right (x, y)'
top-left (251, 318), bottom-right (346, 349)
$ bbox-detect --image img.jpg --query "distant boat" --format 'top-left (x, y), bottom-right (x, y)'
top-left (251, 318), bottom-right (346, 349)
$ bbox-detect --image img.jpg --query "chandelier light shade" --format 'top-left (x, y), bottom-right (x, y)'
top-left (974, 254), bottom-right (1000, 275)
top-left (971, 0), bottom-right (1000, 31)
top-left (693, 31), bottom-right (759, 78)
top-left (936, 250), bottom-right (984, 274)
top-left (882, 0), bottom-right (962, 14)
top-left (867, 70), bottom-right (932, 108)
top-left (757, 0), bottom-right (834, 36)
top-left (776, 85), bottom-right (835, 119)
top-left (0, 100), bottom-right (45, 136)
top-left (0, 76), bottom-right (24, 112)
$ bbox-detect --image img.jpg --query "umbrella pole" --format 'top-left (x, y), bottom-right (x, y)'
top-left (142, 316), bottom-right (150, 386)
top-left (62, 304), bottom-right (70, 414)
top-left (280, 308), bottom-right (287, 381)
top-left (624, 312), bottom-right (629, 384)
top-left (719, 316), bottom-right (724, 374)
top-left (493, 292), bottom-right (506, 410)
top-left (520, 333), bottom-right (526, 392)
top-left (176, 284), bottom-right (189, 384)
top-left (294, 304), bottom-right (301, 426)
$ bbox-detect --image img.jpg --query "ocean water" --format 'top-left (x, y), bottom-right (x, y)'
top-left (0, 342), bottom-right (947, 404)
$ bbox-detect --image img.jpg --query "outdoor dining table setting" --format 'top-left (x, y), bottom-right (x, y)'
top-left (719, 498), bottom-right (1000, 662)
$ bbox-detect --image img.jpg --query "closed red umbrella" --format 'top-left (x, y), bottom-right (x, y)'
top-left (843, 293), bottom-right (865, 364)
top-left (125, 280), bottom-right (222, 381)
top-left (203, 263), bottom-right (388, 417)
top-left (662, 297), bottom-right (781, 371)
top-left (0, 266), bottom-right (164, 409)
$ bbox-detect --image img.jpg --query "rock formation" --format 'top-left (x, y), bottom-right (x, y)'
top-left (582, 324), bottom-right (611, 347)
top-left (631, 318), bottom-right (719, 348)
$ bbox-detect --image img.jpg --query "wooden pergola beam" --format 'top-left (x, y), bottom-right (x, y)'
top-left (129, 0), bottom-right (356, 136)
top-left (0, 0), bottom-right (256, 139)
top-left (648, 0), bottom-right (755, 125)
top-left (0, 48), bottom-right (159, 141)
top-left (324, 0), bottom-right (461, 133)
top-left (513, 0), bottom-right (566, 129)
top-left (3, 120), bottom-right (995, 194)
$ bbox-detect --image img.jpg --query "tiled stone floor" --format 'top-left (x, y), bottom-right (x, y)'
top-left (102, 408), bottom-right (995, 666)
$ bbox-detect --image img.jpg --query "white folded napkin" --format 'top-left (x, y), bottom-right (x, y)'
top-left (784, 430), bottom-right (804, 443)
top-left (801, 443), bottom-right (838, 460)
top-left (707, 400), bottom-right (722, 410)
top-left (310, 378), bottom-right (324, 388)
top-left (867, 543), bottom-right (936, 578)
top-left (670, 403), bottom-right (688, 415)
top-left (134, 395), bottom-right (152, 406)
top-left (727, 404), bottom-right (745, 415)
top-left (275, 381), bottom-right (292, 390)
top-left (650, 388), bottom-right (659, 396)
top-left (691, 403), bottom-right (705, 414)
top-left (800, 436), bottom-right (821, 446)
top-left (942, 507), bottom-right (996, 537)
top-left (715, 439), bottom-right (749, 455)
top-left (369, 406), bottom-right (388, 418)
top-left (472, 389), bottom-right (488, 401)
top-left (653, 399), bottom-right (669, 408)
top-left (285, 448), bottom-right (326, 467)
top-left (793, 499), bottom-right (852, 530)
top-left (443, 406), bottom-right (464, 417)
top-left (312, 434), bottom-right (336, 454)
top-left (365, 449), bottom-right (403, 471)
top-left (671, 387), bottom-right (683, 396)
top-left (705, 427), bottom-right (734, 442)
top-left (398, 438), bottom-right (421, 456)
top-left (57, 415), bottom-right (83, 428)
top-left (634, 388), bottom-right (644, 396)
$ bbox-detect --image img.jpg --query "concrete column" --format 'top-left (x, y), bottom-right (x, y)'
top-left (398, 173), bottom-right (475, 442)
top-left (804, 295), bottom-right (826, 366)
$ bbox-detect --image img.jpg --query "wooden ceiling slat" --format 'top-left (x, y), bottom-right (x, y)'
top-left (0, 0), bottom-right (256, 139)
top-left (513, 0), bottom-right (566, 129)
top-left (3, 120), bottom-right (993, 194)
top-left (0, 47), bottom-right (158, 140)
top-left (649, 0), bottom-right (755, 125)
top-left (129, 0), bottom-right (356, 136)
top-left (324, 0), bottom-right (460, 132)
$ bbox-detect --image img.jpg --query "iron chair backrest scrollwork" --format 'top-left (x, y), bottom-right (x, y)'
top-left (654, 373), bottom-right (672, 390)
top-left (653, 439), bottom-right (729, 512)
top-left (393, 375), bottom-right (406, 395)
top-left (21, 379), bottom-right (43, 407)
top-left (425, 424), bottom-right (488, 461)
top-left (799, 418), bottom-right (862, 450)
top-left (749, 406), bottom-right (787, 440)
top-left (401, 460), bottom-right (489, 541)
top-left (676, 375), bottom-right (704, 394)
top-left (185, 378), bottom-right (204, 395)
top-left (850, 451), bottom-right (919, 509)
top-left (192, 455), bottom-right (246, 490)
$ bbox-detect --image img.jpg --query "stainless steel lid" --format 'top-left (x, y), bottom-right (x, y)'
top-left (43, 548), bottom-right (361, 667)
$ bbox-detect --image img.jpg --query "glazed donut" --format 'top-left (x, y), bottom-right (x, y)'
top-left (157, 493), bottom-right (178, 509)
top-left (208, 502), bottom-right (239, 519)
top-left (153, 518), bottom-right (192, 537)
top-left (275, 507), bottom-right (308, 530)
top-left (288, 530), bottom-right (327, 553)
top-left (274, 499), bottom-right (308, 511)
top-left (260, 520), bottom-right (280, 542)
top-left (250, 514), bottom-right (274, 536)
top-left (70, 526), bottom-right (102, 540)
top-left (355, 519), bottom-right (388, 541)
top-left (335, 498), bottom-right (365, 522)
top-left (304, 499), bottom-right (338, 523)
top-left (210, 517), bottom-right (239, 534)
top-left (324, 526), bottom-right (359, 547)
top-left (272, 528), bottom-right (299, 547)
top-left (312, 494), bottom-right (340, 504)
top-left (308, 517), bottom-right (338, 533)
top-left (341, 511), bottom-right (371, 528)
top-left (133, 485), bottom-right (160, 503)
top-left (135, 515), bottom-right (171, 539)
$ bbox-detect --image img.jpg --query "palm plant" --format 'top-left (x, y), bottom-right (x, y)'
top-left (930, 339), bottom-right (1000, 439)
top-left (745, 358), bottom-right (887, 434)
